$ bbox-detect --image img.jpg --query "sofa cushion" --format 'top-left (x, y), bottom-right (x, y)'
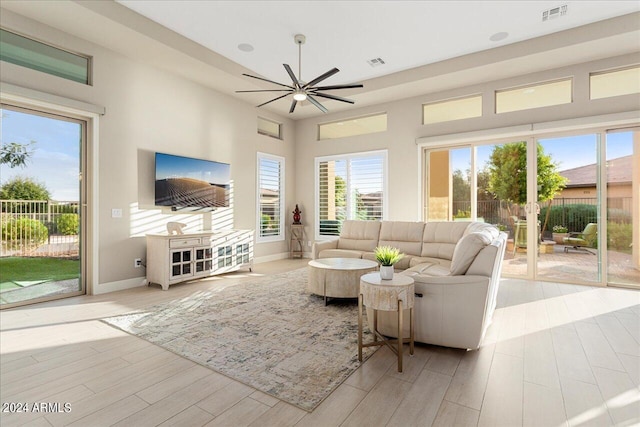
top-left (403, 263), bottom-right (450, 277)
top-left (421, 222), bottom-right (470, 260)
top-left (319, 249), bottom-right (364, 259)
top-left (450, 232), bottom-right (491, 275)
top-left (337, 220), bottom-right (381, 252)
top-left (409, 256), bottom-right (451, 269)
top-left (377, 221), bottom-right (425, 258)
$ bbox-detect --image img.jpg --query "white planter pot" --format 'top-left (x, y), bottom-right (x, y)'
top-left (552, 233), bottom-right (569, 244)
top-left (380, 265), bottom-right (394, 280)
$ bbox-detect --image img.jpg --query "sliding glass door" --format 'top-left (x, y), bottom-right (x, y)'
top-left (0, 104), bottom-right (86, 307)
top-left (606, 130), bottom-right (640, 288)
top-left (535, 134), bottom-right (599, 284)
top-left (422, 126), bottom-right (640, 287)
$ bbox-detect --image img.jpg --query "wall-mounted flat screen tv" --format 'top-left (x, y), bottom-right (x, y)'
top-left (155, 152), bottom-right (230, 209)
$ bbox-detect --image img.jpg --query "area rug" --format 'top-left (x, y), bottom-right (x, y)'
top-left (102, 268), bottom-right (376, 411)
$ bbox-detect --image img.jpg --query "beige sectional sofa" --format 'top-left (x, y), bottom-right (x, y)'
top-left (312, 220), bottom-right (507, 350)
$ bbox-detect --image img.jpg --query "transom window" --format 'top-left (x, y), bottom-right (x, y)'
top-left (590, 65), bottom-right (640, 100)
top-left (318, 113), bottom-right (387, 140)
top-left (423, 95), bottom-right (482, 125)
top-left (257, 117), bottom-right (282, 139)
top-left (315, 150), bottom-right (387, 238)
top-left (495, 78), bottom-right (572, 114)
top-left (0, 28), bottom-right (91, 85)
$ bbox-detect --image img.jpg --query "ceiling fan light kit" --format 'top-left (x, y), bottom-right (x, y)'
top-left (236, 34), bottom-right (363, 113)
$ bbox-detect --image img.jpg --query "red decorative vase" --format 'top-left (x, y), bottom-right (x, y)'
top-left (292, 204), bottom-right (302, 224)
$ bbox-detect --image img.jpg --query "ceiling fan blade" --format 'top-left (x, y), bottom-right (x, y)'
top-left (289, 99), bottom-right (298, 114)
top-left (242, 73), bottom-right (294, 90)
top-left (256, 93), bottom-right (290, 108)
top-left (306, 94), bottom-right (328, 113)
top-left (283, 64), bottom-right (300, 88)
top-left (311, 83), bottom-right (364, 91)
top-left (236, 89), bottom-right (292, 93)
top-left (302, 68), bottom-right (339, 89)
top-left (312, 92), bottom-right (355, 104)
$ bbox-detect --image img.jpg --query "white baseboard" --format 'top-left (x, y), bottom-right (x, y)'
top-left (254, 252), bottom-right (289, 264)
top-left (94, 276), bottom-right (147, 295)
top-left (254, 252), bottom-right (312, 264)
top-left (94, 253), bottom-right (312, 295)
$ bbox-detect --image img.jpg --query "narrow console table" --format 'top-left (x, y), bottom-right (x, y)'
top-left (290, 224), bottom-right (304, 258)
top-left (146, 229), bottom-right (253, 290)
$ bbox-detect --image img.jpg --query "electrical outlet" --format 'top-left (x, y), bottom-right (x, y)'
top-left (134, 258), bottom-right (142, 268)
top-left (308, 241), bottom-right (312, 247)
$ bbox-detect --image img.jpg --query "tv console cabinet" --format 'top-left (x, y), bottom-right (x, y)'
top-left (146, 229), bottom-right (254, 290)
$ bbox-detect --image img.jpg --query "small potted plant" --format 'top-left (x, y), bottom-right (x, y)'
top-left (374, 245), bottom-right (404, 280)
top-left (552, 225), bottom-right (569, 244)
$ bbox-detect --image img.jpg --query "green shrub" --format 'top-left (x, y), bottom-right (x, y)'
top-left (540, 204), bottom-right (597, 233)
top-left (1, 217), bottom-right (48, 247)
top-left (453, 209), bottom-right (471, 219)
top-left (53, 204), bottom-right (79, 214)
top-left (0, 176), bottom-right (50, 201)
top-left (607, 209), bottom-right (631, 224)
top-left (56, 213), bottom-right (79, 235)
top-left (260, 214), bottom-right (272, 232)
top-left (607, 222), bottom-right (632, 253)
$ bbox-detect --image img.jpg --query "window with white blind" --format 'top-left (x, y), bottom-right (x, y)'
top-left (256, 153), bottom-right (285, 242)
top-left (315, 150), bottom-right (387, 238)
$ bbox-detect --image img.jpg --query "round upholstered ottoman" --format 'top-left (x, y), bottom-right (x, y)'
top-left (307, 258), bottom-right (378, 304)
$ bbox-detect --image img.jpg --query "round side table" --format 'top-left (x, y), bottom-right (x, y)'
top-left (358, 272), bottom-right (415, 372)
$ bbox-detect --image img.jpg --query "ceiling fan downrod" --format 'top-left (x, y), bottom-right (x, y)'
top-left (294, 33), bottom-right (305, 83)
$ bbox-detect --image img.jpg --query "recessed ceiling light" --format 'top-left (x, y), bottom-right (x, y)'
top-left (489, 32), bottom-right (509, 42)
top-left (238, 43), bottom-right (254, 52)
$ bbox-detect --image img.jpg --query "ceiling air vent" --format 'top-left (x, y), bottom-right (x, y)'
top-left (542, 5), bottom-right (568, 21)
top-left (367, 58), bottom-right (386, 67)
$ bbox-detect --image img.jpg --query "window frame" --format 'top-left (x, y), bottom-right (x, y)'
top-left (257, 116), bottom-right (283, 140)
top-left (317, 112), bottom-right (387, 141)
top-left (422, 94), bottom-right (483, 125)
top-left (589, 65), bottom-right (640, 100)
top-left (495, 78), bottom-right (572, 114)
top-left (314, 149), bottom-right (388, 240)
top-left (0, 27), bottom-right (92, 85)
top-left (256, 152), bottom-right (285, 243)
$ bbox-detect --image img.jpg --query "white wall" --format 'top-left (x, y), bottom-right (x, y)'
top-left (294, 52), bottom-right (640, 240)
top-left (0, 9), bottom-right (295, 292)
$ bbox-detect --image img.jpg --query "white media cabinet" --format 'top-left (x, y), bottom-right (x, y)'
top-left (146, 229), bottom-right (254, 290)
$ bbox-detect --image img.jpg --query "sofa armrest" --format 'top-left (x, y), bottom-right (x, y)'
top-left (312, 238), bottom-right (339, 259)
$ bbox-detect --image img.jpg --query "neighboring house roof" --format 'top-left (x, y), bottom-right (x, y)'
top-left (559, 155), bottom-right (632, 187)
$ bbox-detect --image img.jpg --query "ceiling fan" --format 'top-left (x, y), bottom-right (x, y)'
top-left (236, 34), bottom-right (363, 113)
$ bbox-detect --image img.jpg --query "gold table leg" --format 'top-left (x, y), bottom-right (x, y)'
top-left (397, 299), bottom-right (403, 372)
top-left (358, 293), bottom-right (363, 362)
top-left (410, 307), bottom-right (414, 356)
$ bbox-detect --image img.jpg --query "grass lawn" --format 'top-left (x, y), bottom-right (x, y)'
top-left (0, 257), bottom-right (80, 284)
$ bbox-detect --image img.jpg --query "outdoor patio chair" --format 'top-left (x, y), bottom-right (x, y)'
top-left (563, 223), bottom-right (597, 254)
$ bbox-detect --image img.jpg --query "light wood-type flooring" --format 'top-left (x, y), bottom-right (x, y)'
top-left (1, 259), bottom-right (639, 426)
